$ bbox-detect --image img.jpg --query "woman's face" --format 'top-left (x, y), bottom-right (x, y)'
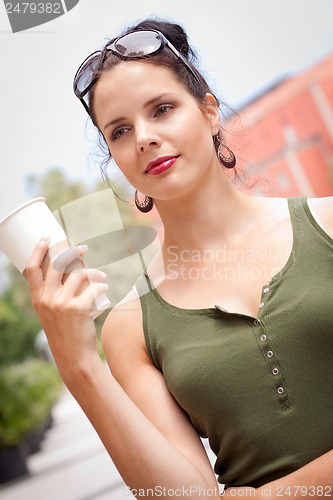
top-left (93, 60), bottom-right (220, 202)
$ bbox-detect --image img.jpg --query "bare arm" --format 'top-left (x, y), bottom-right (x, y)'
top-left (26, 239), bottom-right (220, 500)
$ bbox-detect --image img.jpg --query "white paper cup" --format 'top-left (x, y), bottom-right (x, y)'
top-left (0, 198), bottom-right (68, 273)
top-left (0, 197), bottom-right (110, 318)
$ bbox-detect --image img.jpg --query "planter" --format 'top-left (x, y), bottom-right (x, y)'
top-left (0, 443), bottom-right (29, 483)
top-left (0, 361), bottom-right (62, 457)
top-left (24, 428), bottom-right (45, 455)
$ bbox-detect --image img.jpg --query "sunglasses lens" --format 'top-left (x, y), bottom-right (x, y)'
top-left (73, 29), bottom-right (196, 116)
top-left (75, 51), bottom-right (102, 95)
top-left (113, 30), bottom-right (162, 57)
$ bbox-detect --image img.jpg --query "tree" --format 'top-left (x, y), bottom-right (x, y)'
top-left (0, 296), bottom-right (39, 365)
top-left (25, 167), bottom-right (92, 212)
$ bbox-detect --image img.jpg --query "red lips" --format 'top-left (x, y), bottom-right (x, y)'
top-left (145, 156), bottom-right (179, 175)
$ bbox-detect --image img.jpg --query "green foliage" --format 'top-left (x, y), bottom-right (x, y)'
top-left (0, 360), bottom-right (63, 448)
top-left (5, 266), bottom-right (38, 320)
top-left (25, 167), bottom-right (90, 212)
top-left (0, 296), bottom-right (40, 365)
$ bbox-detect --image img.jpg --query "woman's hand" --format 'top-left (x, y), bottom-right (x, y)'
top-left (25, 236), bottom-right (109, 381)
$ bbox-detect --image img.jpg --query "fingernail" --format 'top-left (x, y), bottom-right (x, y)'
top-left (79, 244), bottom-right (88, 254)
top-left (98, 271), bottom-right (107, 278)
top-left (40, 235), bottom-right (50, 244)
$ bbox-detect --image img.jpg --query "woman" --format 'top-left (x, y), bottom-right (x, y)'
top-left (26, 19), bottom-right (333, 498)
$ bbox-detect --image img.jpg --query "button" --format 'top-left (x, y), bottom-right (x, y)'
top-left (254, 319), bottom-right (260, 326)
top-left (263, 287), bottom-right (270, 293)
top-left (267, 351), bottom-right (274, 358)
top-left (260, 335), bottom-right (267, 341)
top-left (259, 302), bottom-right (265, 308)
top-left (277, 387), bottom-right (284, 394)
top-left (272, 368), bottom-right (279, 375)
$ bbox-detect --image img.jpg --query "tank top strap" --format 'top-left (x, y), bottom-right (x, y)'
top-left (134, 271), bottom-right (154, 296)
top-left (287, 195), bottom-right (307, 229)
top-left (288, 195), bottom-right (333, 248)
top-left (134, 272), bottom-right (162, 370)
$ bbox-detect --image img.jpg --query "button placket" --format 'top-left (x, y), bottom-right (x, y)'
top-left (258, 284), bottom-right (272, 315)
top-left (252, 320), bottom-right (290, 409)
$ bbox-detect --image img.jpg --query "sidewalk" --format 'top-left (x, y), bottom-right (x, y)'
top-left (0, 389), bottom-right (217, 500)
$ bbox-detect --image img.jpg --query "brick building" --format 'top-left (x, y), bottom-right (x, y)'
top-left (226, 52), bottom-right (333, 197)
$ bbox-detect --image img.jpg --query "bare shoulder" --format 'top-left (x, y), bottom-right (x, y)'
top-left (310, 196), bottom-right (333, 239)
top-left (249, 195), bottom-right (289, 214)
top-left (249, 195), bottom-right (291, 231)
top-left (101, 289), bottom-right (147, 371)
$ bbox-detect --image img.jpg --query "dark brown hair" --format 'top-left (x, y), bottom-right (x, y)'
top-left (89, 19), bottom-right (218, 122)
top-left (85, 18), bottom-right (240, 188)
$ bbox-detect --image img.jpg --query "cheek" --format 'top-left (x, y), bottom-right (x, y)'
top-left (172, 110), bottom-right (210, 152)
top-left (185, 117), bottom-right (213, 160)
top-left (115, 161), bottom-right (137, 186)
top-left (107, 143), bottom-right (135, 178)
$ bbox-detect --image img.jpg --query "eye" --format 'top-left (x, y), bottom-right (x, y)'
top-left (111, 126), bottom-right (130, 141)
top-left (154, 104), bottom-right (174, 117)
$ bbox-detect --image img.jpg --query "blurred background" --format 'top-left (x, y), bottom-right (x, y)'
top-left (0, 0), bottom-right (333, 498)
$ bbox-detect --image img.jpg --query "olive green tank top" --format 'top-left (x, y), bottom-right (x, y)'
top-left (135, 196), bottom-right (333, 488)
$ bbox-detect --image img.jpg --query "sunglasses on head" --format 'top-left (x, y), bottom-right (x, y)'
top-left (73, 29), bottom-right (202, 116)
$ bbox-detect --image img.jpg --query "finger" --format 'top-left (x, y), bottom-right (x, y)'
top-left (45, 245), bottom-right (88, 287)
top-left (76, 281), bottom-right (110, 314)
top-left (58, 282), bottom-right (109, 318)
top-left (24, 236), bottom-right (50, 292)
top-left (53, 245), bottom-right (87, 274)
top-left (61, 268), bottom-right (108, 299)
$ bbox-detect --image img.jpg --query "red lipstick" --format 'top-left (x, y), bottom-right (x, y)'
top-left (145, 156), bottom-right (179, 175)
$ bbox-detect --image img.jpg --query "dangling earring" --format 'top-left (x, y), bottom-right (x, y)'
top-left (215, 135), bottom-right (236, 169)
top-left (135, 190), bottom-right (154, 213)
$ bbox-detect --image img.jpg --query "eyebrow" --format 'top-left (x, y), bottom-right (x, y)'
top-left (102, 93), bottom-right (176, 132)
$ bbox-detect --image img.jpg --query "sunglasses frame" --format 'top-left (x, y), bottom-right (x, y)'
top-left (73, 29), bottom-right (202, 116)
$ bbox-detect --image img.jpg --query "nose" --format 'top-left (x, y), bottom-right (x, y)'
top-left (135, 122), bottom-right (160, 154)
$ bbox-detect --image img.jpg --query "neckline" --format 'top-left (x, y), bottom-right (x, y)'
top-left (143, 197), bottom-right (301, 316)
